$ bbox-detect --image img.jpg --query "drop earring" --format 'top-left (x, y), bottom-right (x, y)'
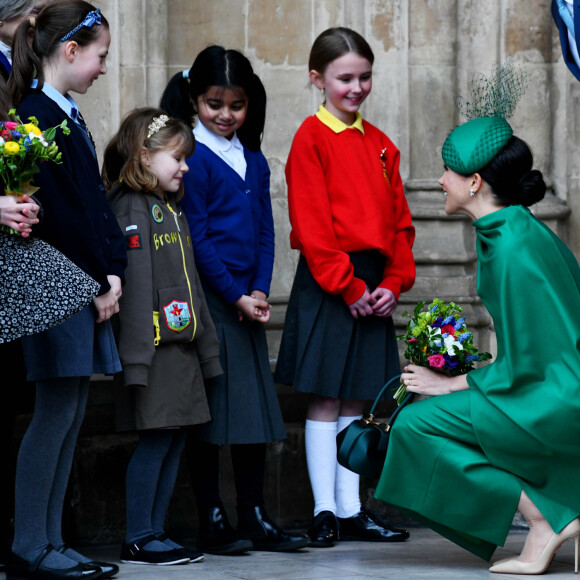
top-left (469, 188), bottom-right (475, 197)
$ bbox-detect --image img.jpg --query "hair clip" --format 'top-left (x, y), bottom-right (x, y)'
top-left (380, 148), bottom-right (390, 186)
top-left (60, 8), bottom-right (102, 42)
top-left (182, 69), bottom-right (190, 80)
top-left (147, 115), bottom-right (169, 139)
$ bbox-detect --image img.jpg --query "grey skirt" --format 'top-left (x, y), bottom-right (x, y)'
top-left (190, 289), bottom-right (286, 445)
top-left (274, 251), bottom-right (400, 401)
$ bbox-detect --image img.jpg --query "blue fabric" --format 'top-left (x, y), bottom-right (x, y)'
top-left (553, 0), bottom-right (580, 80)
top-left (181, 142), bottom-right (274, 304)
top-left (22, 306), bottom-right (121, 380)
top-left (557, 0), bottom-right (575, 37)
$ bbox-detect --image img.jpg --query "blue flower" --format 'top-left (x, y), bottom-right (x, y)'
top-left (442, 316), bottom-right (454, 325)
top-left (431, 316), bottom-right (444, 328)
top-left (444, 354), bottom-right (459, 369)
top-left (466, 354), bottom-right (480, 363)
top-left (430, 304), bottom-right (440, 313)
top-left (454, 317), bottom-right (466, 331)
top-left (12, 130), bottom-right (22, 139)
top-left (458, 332), bottom-right (471, 343)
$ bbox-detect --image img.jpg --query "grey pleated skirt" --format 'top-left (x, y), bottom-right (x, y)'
top-left (274, 251), bottom-right (401, 400)
top-left (190, 289), bottom-right (286, 445)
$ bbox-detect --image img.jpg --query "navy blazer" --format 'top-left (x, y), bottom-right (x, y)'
top-left (18, 91), bottom-right (126, 294)
top-left (552, 0), bottom-right (580, 81)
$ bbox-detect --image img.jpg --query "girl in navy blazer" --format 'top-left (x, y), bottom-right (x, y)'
top-left (6, 2), bottom-right (125, 579)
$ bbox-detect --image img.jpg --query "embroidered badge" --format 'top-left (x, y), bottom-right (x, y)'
top-left (163, 300), bottom-right (192, 333)
top-left (126, 233), bottom-right (142, 250)
top-left (151, 203), bottom-right (164, 223)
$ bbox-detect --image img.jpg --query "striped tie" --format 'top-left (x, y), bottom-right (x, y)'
top-left (557, 0), bottom-right (575, 39)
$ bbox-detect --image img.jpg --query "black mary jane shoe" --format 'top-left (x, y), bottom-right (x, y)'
top-left (237, 505), bottom-right (310, 552)
top-left (6, 545), bottom-right (102, 579)
top-left (153, 532), bottom-right (204, 563)
top-left (337, 509), bottom-right (410, 542)
top-left (307, 510), bottom-right (339, 548)
top-left (120, 534), bottom-right (189, 566)
top-left (198, 506), bottom-right (253, 555)
top-left (55, 545), bottom-right (118, 579)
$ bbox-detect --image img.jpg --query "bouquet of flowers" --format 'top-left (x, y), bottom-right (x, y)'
top-left (394, 298), bottom-right (492, 404)
top-left (0, 109), bottom-right (70, 196)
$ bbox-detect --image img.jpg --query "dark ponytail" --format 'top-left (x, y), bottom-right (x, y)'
top-left (9, 0), bottom-right (109, 106)
top-left (478, 136), bottom-right (546, 208)
top-left (159, 45), bottom-right (266, 151)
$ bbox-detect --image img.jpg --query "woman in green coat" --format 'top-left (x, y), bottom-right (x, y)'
top-left (375, 115), bottom-right (580, 575)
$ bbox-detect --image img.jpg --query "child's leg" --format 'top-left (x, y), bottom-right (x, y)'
top-left (234, 443), bottom-right (310, 551)
top-left (186, 437), bottom-right (251, 554)
top-left (335, 400), bottom-right (364, 518)
top-left (305, 395), bottom-right (341, 516)
top-left (231, 443), bottom-right (266, 510)
top-left (12, 378), bottom-right (91, 570)
top-left (125, 430), bottom-right (175, 552)
top-left (151, 429), bottom-right (187, 548)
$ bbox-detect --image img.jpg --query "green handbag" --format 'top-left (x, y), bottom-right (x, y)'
top-left (336, 374), bottom-right (414, 479)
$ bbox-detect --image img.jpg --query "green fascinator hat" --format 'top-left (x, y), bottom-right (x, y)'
top-left (442, 58), bottom-right (528, 176)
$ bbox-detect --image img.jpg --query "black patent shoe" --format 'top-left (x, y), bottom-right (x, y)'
top-left (337, 509), bottom-right (410, 542)
top-left (55, 545), bottom-right (118, 579)
top-left (6, 545), bottom-right (102, 579)
top-left (199, 506), bottom-right (252, 555)
top-left (120, 534), bottom-right (189, 565)
top-left (308, 511), bottom-right (339, 548)
top-left (237, 505), bottom-right (310, 552)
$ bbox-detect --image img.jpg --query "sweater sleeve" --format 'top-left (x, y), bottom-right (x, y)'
top-left (250, 154), bottom-right (275, 295)
top-left (113, 202), bottom-right (155, 387)
top-left (379, 140), bottom-right (415, 299)
top-left (286, 123), bottom-right (366, 305)
top-left (182, 153), bottom-right (246, 304)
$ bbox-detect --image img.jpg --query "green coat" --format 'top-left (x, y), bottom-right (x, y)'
top-left (375, 205), bottom-right (580, 559)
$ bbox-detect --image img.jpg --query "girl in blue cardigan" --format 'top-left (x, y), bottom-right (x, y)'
top-left (160, 45), bottom-right (308, 555)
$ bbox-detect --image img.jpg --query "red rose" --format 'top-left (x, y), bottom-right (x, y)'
top-left (441, 324), bottom-right (456, 336)
top-left (3, 122), bottom-right (18, 130)
top-left (427, 354), bottom-right (446, 369)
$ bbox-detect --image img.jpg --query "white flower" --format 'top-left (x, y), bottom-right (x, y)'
top-left (0, 137), bottom-right (4, 146)
top-left (444, 334), bottom-right (463, 356)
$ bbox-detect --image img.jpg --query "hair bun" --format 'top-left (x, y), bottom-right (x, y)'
top-left (516, 169), bottom-right (546, 207)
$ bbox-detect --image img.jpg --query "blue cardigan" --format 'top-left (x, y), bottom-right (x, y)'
top-left (181, 142), bottom-right (274, 304)
top-left (18, 91), bottom-right (126, 295)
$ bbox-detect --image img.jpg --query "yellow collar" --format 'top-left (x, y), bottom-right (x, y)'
top-left (315, 105), bottom-right (364, 134)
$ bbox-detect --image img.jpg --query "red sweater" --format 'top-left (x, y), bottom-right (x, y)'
top-left (285, 112), bottom-right (415, 305)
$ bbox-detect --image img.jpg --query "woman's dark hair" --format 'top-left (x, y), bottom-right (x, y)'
top-left (0, 76), bottom-right (11, 120)
top-left (478, 136), bottom-right (546, 208)
top-left (159, 45), bottom-right (266, 151)
top-left (102, 107), bottom-right (195, 201)
top-left (308, 27), bottom-right (374, 74)
top-left (9, 0), bottom-right (109, 106)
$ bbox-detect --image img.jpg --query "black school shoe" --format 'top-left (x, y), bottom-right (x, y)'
top-left (307, 510), bottom-right (339, 548)
top-left (337, 509), bottom-right (410, 542)
top-left (56, 544), bottom-right (119, 579)
top-left (6, 545), bottom-right (102, 579)
top-left (237, 505), bottom-right (310, 552)
top-left (153, 533), bottom-right (204, 563)
top-left (120, 535), bottom-right (189, 565)
top-left (198, 506), bottom-right (253, 555)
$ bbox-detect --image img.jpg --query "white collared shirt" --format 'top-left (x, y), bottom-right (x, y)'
top-left (0, 40), bottom-right (11, 64)
top-left (193, 120), bottom-right (247, 181)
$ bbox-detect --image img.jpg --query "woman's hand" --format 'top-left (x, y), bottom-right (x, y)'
top-left (235, 292), bottom-right (271, 323)
top-left (371, 287), bottom-right (397, 318)
top-left (107, 275), bottom-right (123, 299)
top-left (401, 364), bottom-right (469, 396)
top-left (348, 287), bottom-right (375, 319)
top-left (0, 195), bottom-right (40, 237)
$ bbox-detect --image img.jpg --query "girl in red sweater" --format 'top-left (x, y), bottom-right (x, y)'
top-left (275, 27), bottom-right (416, 547)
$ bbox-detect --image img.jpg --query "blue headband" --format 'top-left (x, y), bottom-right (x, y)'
top-left (60, 9), bottom-right (102, 42)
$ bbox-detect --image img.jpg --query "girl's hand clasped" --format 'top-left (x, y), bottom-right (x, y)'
top-left (235, 292), bottom-right (271, 323)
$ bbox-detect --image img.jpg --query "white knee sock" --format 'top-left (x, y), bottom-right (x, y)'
top-left (305, 419), bottom-right (338, 516)
top-left (335, 415), bottom-right (362, 518)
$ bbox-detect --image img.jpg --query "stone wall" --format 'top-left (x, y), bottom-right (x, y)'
top-left (42, 0), bottom-right (576, 543)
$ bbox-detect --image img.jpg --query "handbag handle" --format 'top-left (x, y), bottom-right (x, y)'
top-left (367, 374), bottom-right (414, 424)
